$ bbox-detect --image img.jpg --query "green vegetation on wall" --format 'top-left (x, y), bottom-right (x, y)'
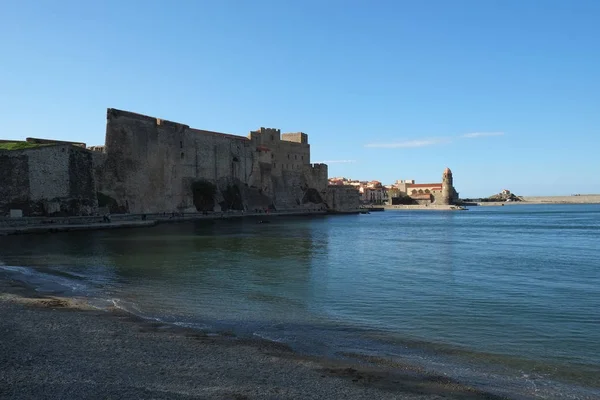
top-left (0, 142), bottom-right (45, 151)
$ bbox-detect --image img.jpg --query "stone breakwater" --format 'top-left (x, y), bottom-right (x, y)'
top-left (521, 195), bottom-right (600, 204)
top-left (474, 195), bottom-right (600, 206)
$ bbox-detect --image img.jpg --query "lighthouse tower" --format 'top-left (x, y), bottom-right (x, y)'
top-left (441, 167), bottom-right (454, 205)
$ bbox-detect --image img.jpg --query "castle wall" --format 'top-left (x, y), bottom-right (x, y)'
top-left (1, 108), bottom-right (334, 217)
top-left (326, 186), bottom-right (360, 212)
top-left (27, 145), bottom-right (70, 200)
top-left (0, 152), bottom-right (29, 215)
top-left (98, 109), bottom-right (328, 214)
top-left (0, 145), bottom-right (98, 216)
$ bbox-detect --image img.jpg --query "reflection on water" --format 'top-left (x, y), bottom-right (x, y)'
top-left (1, 207), bottom-right (600, 399)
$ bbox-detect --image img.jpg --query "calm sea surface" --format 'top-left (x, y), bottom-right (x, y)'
top-left (1, 204), bottom-right (599, 399)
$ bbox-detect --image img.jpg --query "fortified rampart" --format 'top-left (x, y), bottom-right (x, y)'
top-left (96, 108), bottom-right (329, 214)
top-left (0, 145), bottom-right (97, 216)
top-left (1, 108), bottom-right (360, 217)
top-left (326, 186), bottom-right (360, 212)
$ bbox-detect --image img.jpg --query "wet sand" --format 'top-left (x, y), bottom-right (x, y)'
top-left (0, 280), bottom-right (506, 400)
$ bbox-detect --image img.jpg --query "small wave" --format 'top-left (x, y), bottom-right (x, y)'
top-left (173, 321), bottom-right (210, 330)
top-left (105, 300), bottom-right (214, 333)
top-left (0, 265), bottom-right (35, 275)
top-left (0, 265), bottom-right (90, 293)
top-left (253, 332), bottom-right (287, 343)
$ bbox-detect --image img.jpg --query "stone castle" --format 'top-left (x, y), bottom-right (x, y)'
top-left (0, 108), bottom-right (359, 217)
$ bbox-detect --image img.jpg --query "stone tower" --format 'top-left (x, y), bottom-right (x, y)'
top-left (441, 167), bottom-right (454, 205)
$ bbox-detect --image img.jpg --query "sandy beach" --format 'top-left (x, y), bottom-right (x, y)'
top-left (0, 279), bottom-right (506, 400)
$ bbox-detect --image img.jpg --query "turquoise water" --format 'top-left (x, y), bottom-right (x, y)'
top-left (1, 204), bottom-right (599, 399)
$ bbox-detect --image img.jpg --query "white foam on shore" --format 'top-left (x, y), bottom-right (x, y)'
top-left (252, 332), bottom-right (288, 344)
top-left (0, 265), bottom-right (90, 293)
top-left (173, 321), bottom-right (210, 330)
top-left (0, 265), bottom-right (34, 275)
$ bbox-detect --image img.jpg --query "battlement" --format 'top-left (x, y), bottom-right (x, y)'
top-left (282, 132), bottom-right (308, 144)
top-left (248, 127), bottom-right (282, 143)
top-left (257, 127), bottom-right (281, 135)
top-left (309, 163), bottom-right (327, 169)
top-left (89, 145), bottom-right (106, 153)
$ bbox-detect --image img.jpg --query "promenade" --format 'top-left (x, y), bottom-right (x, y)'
top-left (0, 209), bottom-right (343, 236)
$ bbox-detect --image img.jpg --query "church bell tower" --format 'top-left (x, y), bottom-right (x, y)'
top-left (441, 167), bottom-right (454, 205)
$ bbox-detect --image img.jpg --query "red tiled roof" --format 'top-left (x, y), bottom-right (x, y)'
top-left (407, 183), bottom-right (442, 188)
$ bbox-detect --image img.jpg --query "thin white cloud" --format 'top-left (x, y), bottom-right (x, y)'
top-left (314, 159), bottom-right (357, 164)
top-left (365, 138), bottom-right (450, 149)
top-left (461, 132), bottom-right (504, 138)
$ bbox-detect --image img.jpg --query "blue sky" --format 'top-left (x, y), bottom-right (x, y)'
top-left (1, 0), bottom-right (599, 197)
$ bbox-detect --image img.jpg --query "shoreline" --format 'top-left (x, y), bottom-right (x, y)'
top-left (0, 278), bottom-right (506, 400)
top-left (0, 209), bottom-right (362, 237)
top-left (383, 197), bottom-right (600, 211)
top-left (3, 197), bottom-right (598, 235)
top-left (383, 205), bottom-right (467, 211)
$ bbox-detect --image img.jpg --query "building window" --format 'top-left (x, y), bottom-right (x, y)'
top-left (295, 155), bottom-right (297, 160)
top-left (287, 154), bottom-right (290, 159)
top-left (180, 141), bottom-right (183, 148)
top-left (271, 153), bottom-right (274, 159)
top-left (273, 163), bottom-right (276, 168)
top-left (180, 152), bottom-right (184, 159)
top-left (301, 155), bottom-right (304, 160)
top-left (271, 135), bottom-right (274, 140)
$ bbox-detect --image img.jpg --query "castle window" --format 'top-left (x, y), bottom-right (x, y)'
top-left (271, 153), bottom-right (274, 159)
top-left (273, 163), bottom-right (276, 168)
top-left (271, 135), bottom-right (273, 140)
top-left (287, 154), bottom-right (290, 159)
top-left (180, 141), bottom-right (183, 148)
top-left (180, 152), bottom-right (184, 159)
top-left (301, 155), bottom-right (304, 160)
top-left (295, 155), bottom-right (297, 160)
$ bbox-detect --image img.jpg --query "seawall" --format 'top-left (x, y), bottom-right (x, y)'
top-left (0, 210), bottom-right (340, 236)
top-left (521, 195), bottom-right (600, 204)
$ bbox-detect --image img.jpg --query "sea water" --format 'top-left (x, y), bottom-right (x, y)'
top-left (1, 204), bottom-right (599, 399)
